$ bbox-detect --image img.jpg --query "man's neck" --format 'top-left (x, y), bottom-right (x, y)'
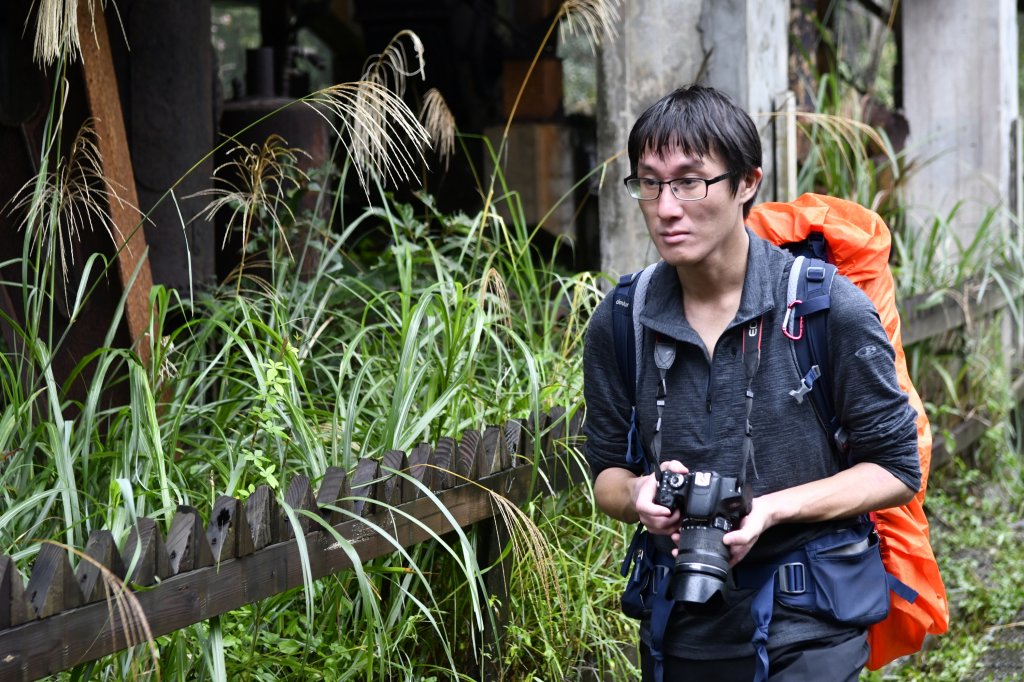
top-left (676, 227), bottom-right (750, 304)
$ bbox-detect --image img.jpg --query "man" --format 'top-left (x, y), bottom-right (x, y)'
top-left (582, 85), bottom-right (921, 681)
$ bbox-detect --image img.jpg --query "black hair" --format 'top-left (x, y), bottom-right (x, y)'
top-left (626, 85), bottom-right (762, 216)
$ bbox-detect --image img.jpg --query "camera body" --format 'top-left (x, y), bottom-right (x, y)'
top-left (655, 470), bottom-right (752, 612)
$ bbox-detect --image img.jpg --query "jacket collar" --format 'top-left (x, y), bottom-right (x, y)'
top-left (639, 229), bottom-right (780, 343)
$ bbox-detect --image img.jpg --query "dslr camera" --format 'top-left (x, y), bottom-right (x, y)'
top-left (655, 470), bottom-right (752, 612)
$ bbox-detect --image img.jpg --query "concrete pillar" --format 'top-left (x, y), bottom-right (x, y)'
top-left (596, 0), bottom-right (789, 277)
top-left (902, 0), bottom-right (1019, 245)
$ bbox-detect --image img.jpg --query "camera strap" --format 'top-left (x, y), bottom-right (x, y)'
top-left (650, 334), bottom-right (676, 468)
top-left (738, 316), bottom-right (763, 487)
top-left (649, 317), bottom-right (763, 483)
top-left (643, 318), bottom-right (763, 682)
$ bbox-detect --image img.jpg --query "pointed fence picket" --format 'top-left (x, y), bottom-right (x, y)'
top-left (0, 409), bottom-right (585, 681)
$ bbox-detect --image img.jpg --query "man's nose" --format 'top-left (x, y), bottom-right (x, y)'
top-left (656, 185), bottom-right (684, 219)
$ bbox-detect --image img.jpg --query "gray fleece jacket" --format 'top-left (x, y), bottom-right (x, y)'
top-left (582, 230), bottom-right (921, 658)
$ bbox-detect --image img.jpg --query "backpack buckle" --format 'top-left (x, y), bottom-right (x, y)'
top-left (806, 265), bottom-right (826, 282)
top-left (778, 562), bottom-right (807, 595)
top-left (788, 365), bottom-right (822, 404)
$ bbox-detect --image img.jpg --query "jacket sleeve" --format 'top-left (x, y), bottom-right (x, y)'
top-left (827, 276), bottom-right (922, 492)
top-left (582, 293), bottom-right (645, 480)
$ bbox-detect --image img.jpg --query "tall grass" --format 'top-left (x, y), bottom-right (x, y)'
top-left (14, 2), bottom-right (1024, 681)
top-left (2, 6), bottom-right (633, 678)
top-left (1, 141), bottom-right (622, 679)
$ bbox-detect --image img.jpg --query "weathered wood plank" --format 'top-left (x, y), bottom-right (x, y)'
top-left (456, 429), bottom-right (483, 482)
top-left (75, 531), bottom-right (125, 604)
top-left (282, 475), bottom-right (317, 538)
top-left (0, 554), bottom-right (31, 628)
top-left (122, 518), bottom-right (171, 587)
top-left (478, 505), bottom-right (513, 681)
top-left (544, 443), bottom-right (589, 495)
top-left (315, 467), bottom-right (352, 524)
top-left (481, 425), bottom-right (509, 476)
top-left (504, 418), bottom-right (531, 463)
top-left (0, 453), bottom-right (572, 679)
top-left (901, 284), bottom-right (1010, 346)
top-left (167, 505), bottom-right (215, 575)
top-left (78, 0), bottom-right (154, 362)
top-left (350, 458), bottom-right (380, 517)
top-left (26, 543), bottom-right (84, 619)
top-left (245, 485), bottom-right (281, 550)
top-left (536, 407), bottom-right (588, 492)
top-left (207, 495), bottom-right (255, 563)
top-left (430, 437), bottom-right (455, 491)
top-left (380, 450), bottom-right (407, 507)
top-left (405, 443), bottom-right (432, 501)
top-left (531, 411), bottom-right (554, 460)
top-left (545, 406), bottom-right (566, 454)
top-left (568, 407), bottom-right (584, 439)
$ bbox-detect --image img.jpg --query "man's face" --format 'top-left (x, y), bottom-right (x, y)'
top-left (635, 146), bottom-right (758, 269)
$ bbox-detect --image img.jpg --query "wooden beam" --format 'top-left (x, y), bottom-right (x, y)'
top-left (901, 283), bottom-right (1011, 346)
top-left (77, 0), bottom-right (153, 365)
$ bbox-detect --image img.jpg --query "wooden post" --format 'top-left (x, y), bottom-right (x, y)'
top-left (282, 475), bottom-right (318, 538)
top-left (476, 425), bottom-right (514, 680)
top-left (315, 467), bottom-right (353, 524)
top-left (456, 429), bottom-right (483, 482)
top-left (206, 495), bottom-right (255, 562)
top-left (406, 443), bottom-right (433, 500)
top-left (482, 424), bottom-right (510, 476)
top-left (122, 518), bottom-right (171, 587)
top-left (350, 458), bottom-right (381, 517)
top-left (75, 531), bottom-right (125, 603)
top-left (430, 437), bottom-right (456, 491)
top-left (0, 554), bottom-right (31, 628)
top-left (380, 450), bottom-right (408, 507)
top-left (27, 543), bottom-right (85, 619)
top-left (166, 505), bottom-right (215, 574)
top-left (77, 0), bottom-right (154, 364)
top-left (245, 485), bottom-right (281, 550)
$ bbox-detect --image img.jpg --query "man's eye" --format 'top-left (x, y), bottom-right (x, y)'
top-left (640, 178), bottom-right (661, 188)
top-left (675, 178), bottom-right (702, 188)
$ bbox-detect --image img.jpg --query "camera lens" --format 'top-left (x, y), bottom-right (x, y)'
top-left (670, 526), bottom-right (732, 613)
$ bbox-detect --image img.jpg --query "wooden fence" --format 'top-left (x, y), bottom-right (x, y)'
top-left (0, 279), bottom-right (1020, 681)
top-left (0, 409), bottom-right (586, 681)
top-left (901, 282), bottom-right (1024, 469)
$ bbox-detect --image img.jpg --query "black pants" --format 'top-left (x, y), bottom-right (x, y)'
top-left (639, 630), bottom-right (868, 682)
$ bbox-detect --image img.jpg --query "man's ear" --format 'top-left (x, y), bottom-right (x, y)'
top-left (739, 168), bottom-right (763, 203)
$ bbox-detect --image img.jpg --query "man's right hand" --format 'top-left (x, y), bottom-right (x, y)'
top-left (593, 460), bottom-right (688, 526)
top-left (634, 460), bottom-right (688, 535)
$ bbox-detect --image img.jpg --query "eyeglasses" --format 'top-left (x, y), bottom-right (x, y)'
top-left (623, 171), bottom-right (734, 201)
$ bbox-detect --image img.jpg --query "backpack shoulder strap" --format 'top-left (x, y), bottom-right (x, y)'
top-left (611, 263), bottom-right (658, 473)
top-left (783, 255), bottom-right (848, 452)
top-left (611, 263), bottom-right (658, 405)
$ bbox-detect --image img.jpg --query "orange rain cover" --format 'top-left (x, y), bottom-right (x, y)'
top-left (748, 193), bottom-right (949, 669)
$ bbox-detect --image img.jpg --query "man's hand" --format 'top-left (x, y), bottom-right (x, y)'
top-left (636, 460), bottom-right (688, 536)
top-left (722, 496), bottom-right (773, 565)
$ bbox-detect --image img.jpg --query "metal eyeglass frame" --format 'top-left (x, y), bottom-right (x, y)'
top-left (623, 171), bottom-right (734, 201)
